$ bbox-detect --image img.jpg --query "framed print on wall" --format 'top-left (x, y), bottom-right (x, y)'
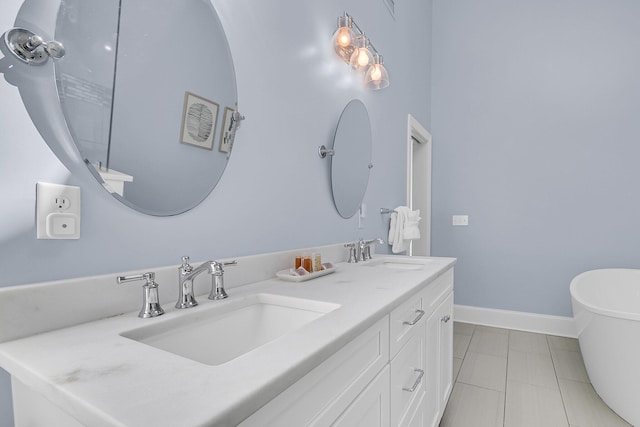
top-left (180, 92), bottom-right (219, 150)
top-left (219, 107), bottom-right (237, 154)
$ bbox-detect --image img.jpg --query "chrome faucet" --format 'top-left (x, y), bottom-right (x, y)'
top-left (117, 272), bottom-right (165, 318)
top-left (176, 256), bottom-right (237, 309)
top-left (345, 238), bottom-right (384, 263)
top-left (360, 238), bottom-right (384, 261)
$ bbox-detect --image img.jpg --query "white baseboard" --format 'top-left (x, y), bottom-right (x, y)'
top-left (454, 304), bottom-right (577, 338)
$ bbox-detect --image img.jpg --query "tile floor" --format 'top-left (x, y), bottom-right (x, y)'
top-left (439, 323), bottom-right (632, 427)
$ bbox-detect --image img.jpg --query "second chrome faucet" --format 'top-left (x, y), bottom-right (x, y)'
top-left (345, 238), bottom-right (384, 263)
top-left (176, 256), bottom-right (237, 309)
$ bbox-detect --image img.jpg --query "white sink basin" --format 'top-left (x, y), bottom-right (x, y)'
top-left (121, 294), bottom-right (340, 366)
top-left (364, 257), bottom-right (432, 271)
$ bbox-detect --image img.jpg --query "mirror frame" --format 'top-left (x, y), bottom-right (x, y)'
top-left (52, 0), bottom-right (240, 216)
top-left (330, 99), bottom-right (373, 219)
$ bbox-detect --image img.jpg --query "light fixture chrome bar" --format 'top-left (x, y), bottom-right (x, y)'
top-left (343, 13), bottom-right (382, 57)
top-left (335, 12), bottom-right (390, 90)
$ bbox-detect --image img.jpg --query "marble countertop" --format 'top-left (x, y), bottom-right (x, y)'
top-left (0, 256), bottom-right (455, 427)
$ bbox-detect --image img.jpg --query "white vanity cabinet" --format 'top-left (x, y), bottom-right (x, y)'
top-left (389, 268), bottom-right (453, 427)
top-left (239, 316), bottom-right (390, 427)
top-left (423, 271), bottom-right (454, 427)
top-left (241, 267), bottom-right (454, 427)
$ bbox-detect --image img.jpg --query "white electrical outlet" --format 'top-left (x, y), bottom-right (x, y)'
top-left (452, 215), bottom-right (469, 226)
top-left (36, 182), bottom-right (81, 239)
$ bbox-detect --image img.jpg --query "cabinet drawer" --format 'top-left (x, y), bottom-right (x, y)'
top-left (240, 315), bottom-right (389, 427)
top-left (389, 291), bottom-right (424, 358)
top-left (390, 319), bottom-right (426, 427)
top-left (421, 269), bottom-right (453, 314)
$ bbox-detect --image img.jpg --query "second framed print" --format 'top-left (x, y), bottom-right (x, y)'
top-left (219, 107), bottom-right (238, 154)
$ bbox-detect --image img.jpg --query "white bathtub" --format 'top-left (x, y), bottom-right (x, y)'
top-left (570, 269), bottom-right (640, 426)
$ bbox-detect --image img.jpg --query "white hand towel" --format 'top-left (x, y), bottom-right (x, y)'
top-left (389, 207), bottom-right (410, 253)
top-left (403, 209), bottom-right (421, 240)
top-left (388, 206), bottom-right (422, 254)
top-left (388, 211), bottom-right (398, 247)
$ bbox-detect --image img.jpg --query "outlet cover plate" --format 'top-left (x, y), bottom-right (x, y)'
top-left (36, 182), bottom-right (81, 239)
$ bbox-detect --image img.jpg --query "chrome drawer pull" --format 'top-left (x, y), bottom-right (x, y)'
top-left (402, 368), bottom-right (425, 392)
top-left (403, 309), bottom-right (425, 326)
top-left (441, 314), bottom-right (451, 323)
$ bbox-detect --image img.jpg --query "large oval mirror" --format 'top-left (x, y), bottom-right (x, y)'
top-left (54, 0), bottom-right (238, 215)
top-left (330, 99), bottom-right (373, 218)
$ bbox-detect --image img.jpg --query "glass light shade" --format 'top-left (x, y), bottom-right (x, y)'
top-left (349, 35), bottom-right (373, 70)
top-left (333, 16), bottom-right (355, 62)
top-left (364, 55), bottom-right (390, 90)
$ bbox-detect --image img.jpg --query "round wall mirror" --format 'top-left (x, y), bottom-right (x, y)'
top-left (54, 0), bottom-right (238, 215)
top-left (330, 99), bottom-right (373, 218)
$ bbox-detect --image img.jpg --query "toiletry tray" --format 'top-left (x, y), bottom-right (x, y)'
top-left (275, 266), bottom-right (336, 282)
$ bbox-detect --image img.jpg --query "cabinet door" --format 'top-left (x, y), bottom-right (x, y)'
top-left (425, 307), bottom-right (440, 427)
top-left (241, 317), bottom-right (389, 427)
top-left (424, 291), bottom-right (454, 427)
top-left (331, 366), bottom-right (390, 427)
top-left (436, 292), bottom-right (454, 411)
top-left (402, 391), bottom-right (426, 427)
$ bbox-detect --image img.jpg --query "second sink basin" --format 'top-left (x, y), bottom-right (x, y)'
top-left (121, 293), bottom-right (340, 366)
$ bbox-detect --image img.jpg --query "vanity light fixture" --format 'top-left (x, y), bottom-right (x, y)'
top-left (332, 12), bottom-right (389, 90)
top-left (349, 35), bottom-right (374, 71)
top-left (333, 15), bottom-right (356, 62)
top-left (364, 54), bottom-right (389, 90)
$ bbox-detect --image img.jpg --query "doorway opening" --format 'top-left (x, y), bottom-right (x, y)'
top-left (406, 114), bottom-right (432, 256)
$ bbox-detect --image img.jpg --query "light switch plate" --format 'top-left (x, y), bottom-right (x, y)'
top-left (36, 182), bottom-right (81, 239)
top-left (452, 215), bottom-right (469, 226)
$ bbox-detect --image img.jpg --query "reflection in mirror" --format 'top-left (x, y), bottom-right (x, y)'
top-left (330, 99), bottom-right (372, 218)
top-left (55, 0), bottom-right (238, 215)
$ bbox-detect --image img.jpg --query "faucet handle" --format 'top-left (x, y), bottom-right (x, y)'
top-left (363, 238), bottom-right (384, 245)
top-left (179, 256), bottom-right (193, 275)
top-left (117, 272), bottom-right (165, 318)
top-left (209, 260), bottom-right (236, 300)
top-left (211, 260), bottom-right (237, 275)
top-left (344, 242), bottom-right (358, 263)
top-left (117, 272), bottom-right (154, 284)
top-left (363, 245), bottom-right (372, 261)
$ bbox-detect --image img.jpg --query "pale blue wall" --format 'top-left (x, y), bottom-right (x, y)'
top-left (0, 0), bottom-right (432, 285)
top-left (431, 0), bottom-right (640, 317)
top-left (0, 0), bottom-right (432, 424)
